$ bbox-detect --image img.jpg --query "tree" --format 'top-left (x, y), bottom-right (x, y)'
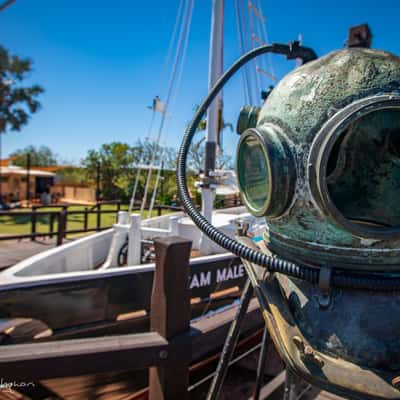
top-left (132, 139), bottom-right (176, 170)
top-left (11, 145), bottom-right (58, 167)
top-left (186, 105), bottom-right (234, 172)
top-left (81, 142), bottom-right (137, 200)
top-left (0, 45), bottom-right (44, 200)
top-left (81, 140), bottom-right (179, 203)
top-left (188, 138), bottom-right (232, 172)
top-left (56, 166), bottom-right (87, 185)
top-left (186, 105), bottom-right (233, 135)
top-left (0, 45), bottom-right (44, 134)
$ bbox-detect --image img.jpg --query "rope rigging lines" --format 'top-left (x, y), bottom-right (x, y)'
top-left (234, 0), bottom-right (276, 105)
top-left (129, 0), bottom-right (194, 217)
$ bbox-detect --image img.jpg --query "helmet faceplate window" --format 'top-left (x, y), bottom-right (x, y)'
top-left (327, 108), bottom-right (400, 228)
top-left (237, 134), bottom-right (270, 213)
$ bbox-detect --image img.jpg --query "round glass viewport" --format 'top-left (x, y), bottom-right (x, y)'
top-left (325, 107), bottom-right (400, 233)
top-left (237, 132), bottom-right (271, 216)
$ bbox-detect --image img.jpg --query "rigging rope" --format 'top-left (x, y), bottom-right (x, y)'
top-left (128, 124), bottom-right (154, 214)
top-left (234, 0), bottom-right (249, 105)
top-left (239, 0), bottom-right (254, 104)
top-left (140, 0), bottom-right (194, 216)
top-left (246, 1), bottom-right (262, 101)
top-left (256, 0), bottom-right (276, 82)
top-left (129, 0), bottom-right (185, 214)
top-left (161, 0), bottom-right (185, 89)
top-left (147, 0), bottom-right (194, 218)
top-left (252, 1), bottom-right (273, 84)
top-left (164, 0), bottom-right (194, 138)
top-left (235, 0), bottom-right (277, 104)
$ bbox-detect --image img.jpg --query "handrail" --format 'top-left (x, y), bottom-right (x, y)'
top-left (0, 200), bottom-right (239, 245)
top-left (0, 203), bottom-right (185, 245)
top-left (0, 237), bottom-right (193, 400)
top-left (0, 332), bottom-right (169, 380)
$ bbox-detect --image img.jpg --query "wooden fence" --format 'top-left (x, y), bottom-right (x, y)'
top-left (0, 198), bottom-right (241, 245)
top-left (0, 237), bottom-right (192, 399)
top-left (0, 202), bottom-right (183, 245)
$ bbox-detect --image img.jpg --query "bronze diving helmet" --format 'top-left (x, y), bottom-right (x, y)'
top-left (236, 39), bottom-right (400, 399)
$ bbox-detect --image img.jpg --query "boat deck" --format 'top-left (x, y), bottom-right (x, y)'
top-left (0, 238), bottom-right (73, 270)
top-left (0, 369), bottom-right (348, 400)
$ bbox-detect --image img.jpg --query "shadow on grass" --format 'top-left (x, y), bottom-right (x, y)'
top-left (0, 213), bottom-right (51, 226)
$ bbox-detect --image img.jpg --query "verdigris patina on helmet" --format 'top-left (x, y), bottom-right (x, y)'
top-left (237, 48), bottom-right (400, 399)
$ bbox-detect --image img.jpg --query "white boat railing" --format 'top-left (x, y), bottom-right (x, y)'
top-left (100, 212), bottom-right (181, 269)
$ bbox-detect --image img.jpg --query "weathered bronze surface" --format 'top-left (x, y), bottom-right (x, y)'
top-left (240, 48), bottom-right (400, 399)
top-left (261, 274), bottom-right (400, 399)
top-left (236, 105), bottom-right (260, 135)
top-left (257, 48), bottom-right (400, 270)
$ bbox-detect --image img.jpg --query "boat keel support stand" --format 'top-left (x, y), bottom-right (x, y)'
top-left (207, 236), bottom-right (275, 400)
top-left (253, 327), bottom-right (271, 400)
top-left (206, 278), bottom-right (254, 400)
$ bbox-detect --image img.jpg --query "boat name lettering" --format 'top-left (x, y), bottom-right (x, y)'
top-left (189, 264), bottom-right (245, 289)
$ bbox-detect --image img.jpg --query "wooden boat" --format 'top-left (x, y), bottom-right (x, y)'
top-left (0, 206), bottom-right (265, 344)
top-left (0, 208), bottom-right (269, 399)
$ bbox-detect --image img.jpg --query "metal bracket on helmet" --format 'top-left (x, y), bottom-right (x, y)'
top-left (318, 266), bottom-right (332, 308)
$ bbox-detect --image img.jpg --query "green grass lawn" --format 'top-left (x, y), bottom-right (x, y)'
top-left (0, 204), bottom-right (172, 238)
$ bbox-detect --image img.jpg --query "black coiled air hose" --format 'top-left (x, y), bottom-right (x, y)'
top-left (176, 43), bottom-right (400, 292)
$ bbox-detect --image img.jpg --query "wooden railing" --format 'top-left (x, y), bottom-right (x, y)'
top-left (0, 236), bottom-right (291, 399)
top-left (0, 202), bottom-right (184, 245)
top-left (0, 237), bottom-right (192, 399)
top-left (0, 197), bottom-right (241, 246)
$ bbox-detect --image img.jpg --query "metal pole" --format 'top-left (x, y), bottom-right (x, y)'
top-left (148, 161), bottom-right (164, 218)
top-left (160, 162), bottom-right (165, 201)
top-left (253, 327), bottom-right (271, 400)
top-left (283, 370), bottom-right (297, 400)
top-left (129, 117), bottom-right (155, 216)
top-left (206, 278), bottom-right (253, 400)
top-left (200, 0), bottom-right (224, 255)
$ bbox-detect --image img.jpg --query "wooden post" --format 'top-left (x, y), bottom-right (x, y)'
top-left (62, 206), bottom-right (68, 238)
top-left (149, 237), bottom-right (192, 400)
top-left (49, 213), bottom-right (55, 238)
top-left (57, 210), bottom-right (66, 246)
top-left (96, 203), bottom-right (101, 231)
top-left (31, 206), bottom-right (37, 241)
top-left (157, 205), bottom-right (162, 217)
top-left (96, 161), bottom-right (101, 202)
top-left (26, 153), bottom-right (31, 206)
top-left (83, 207), bottom-right (88, 232)
top-left (116, 201), bottom-right (121, 222)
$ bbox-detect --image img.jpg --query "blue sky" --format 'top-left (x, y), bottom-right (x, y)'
top-left (1, 0), bottom-right (400, 164)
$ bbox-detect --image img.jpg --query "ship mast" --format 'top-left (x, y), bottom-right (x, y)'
top-left (199, 0), bottom-right (224, 255)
